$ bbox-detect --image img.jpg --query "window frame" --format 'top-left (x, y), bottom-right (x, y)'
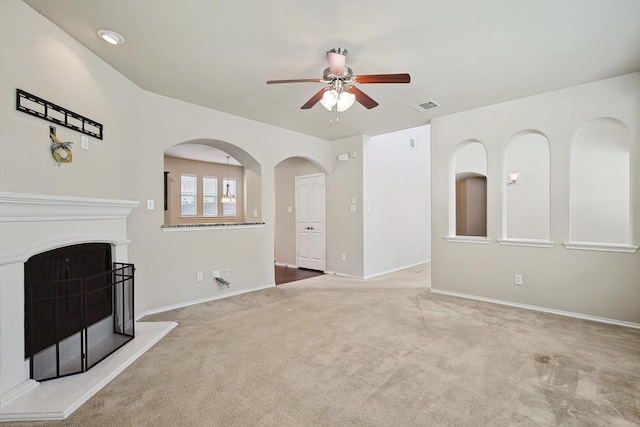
top-left (180, 173), bottom-right (197, 216)
top-left (202, 175), bottom-right (218, 217)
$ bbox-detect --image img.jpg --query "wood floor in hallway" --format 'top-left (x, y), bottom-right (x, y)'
top-left (274, 265), bottom-right (324, 285)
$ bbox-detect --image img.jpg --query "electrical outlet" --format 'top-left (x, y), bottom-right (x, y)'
top-left (341, 254), bottom-right (346, 262)
top-left (224, 268), bottom-right (230, 277)
top-left (514, 274), bottom-right (523, 285)
top-left (196, 272), bottom-right (204, 282)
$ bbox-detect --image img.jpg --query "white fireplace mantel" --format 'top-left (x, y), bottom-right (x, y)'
top-left (0, 192), bottom-right (140, 406)
top-left (0, 192), bottom-right (139, 223)
top-left (0, 193), bottom-right (139, 266)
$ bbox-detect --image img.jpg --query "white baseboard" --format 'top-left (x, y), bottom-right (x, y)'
top-left (430, 288), bottom-right (640, 329)
top-left (274, 262), bottom-right (297, 269)
top-left (323, 270), bottom-right (362, 279)
top-left (363, 260), bottom-right (431, 280)
top-left (136, 283), bottom-right (276, 320)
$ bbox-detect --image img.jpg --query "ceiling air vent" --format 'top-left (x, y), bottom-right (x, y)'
top-left (411, 100), bottom-right (440, 112)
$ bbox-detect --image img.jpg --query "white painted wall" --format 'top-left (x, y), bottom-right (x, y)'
top-left (326, 136), bottom-right (365, 277)
top-left (363, 126), bottom-right (431, 278)
top-left (431, 72), bottom-right (640, 324)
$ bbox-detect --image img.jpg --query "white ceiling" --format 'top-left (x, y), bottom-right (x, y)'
top-left (23, 0), bottom-right (640, 143)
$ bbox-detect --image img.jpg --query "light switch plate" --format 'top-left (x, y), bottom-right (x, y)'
top-left (81, 135), bottom-right (89, 150)
top-left (146, 199), bottom-right (154, 210)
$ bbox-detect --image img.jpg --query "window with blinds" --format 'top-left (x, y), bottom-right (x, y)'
top-left (180, 174), bottom-right (197, 216)
top-left (203, 176), bottom-right (218, 216)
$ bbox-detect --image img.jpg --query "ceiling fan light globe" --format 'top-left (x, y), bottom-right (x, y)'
top-left (320, 90), bottom-right (339, 110)
top-left (336, 92), bottom-right (356, 112)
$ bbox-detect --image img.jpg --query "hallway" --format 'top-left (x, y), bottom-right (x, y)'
top-left (274, 265), bottom-right (323, 285)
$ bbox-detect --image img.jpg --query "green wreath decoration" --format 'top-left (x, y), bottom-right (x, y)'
top-left (50, 132), bottom-right (73, 165)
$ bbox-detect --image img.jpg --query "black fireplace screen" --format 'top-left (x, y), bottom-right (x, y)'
top-left (24, 244), bottom-right (134, 381)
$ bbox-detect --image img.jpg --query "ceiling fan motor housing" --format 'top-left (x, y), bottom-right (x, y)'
top-left (323, 67), bottom-right (353, 82)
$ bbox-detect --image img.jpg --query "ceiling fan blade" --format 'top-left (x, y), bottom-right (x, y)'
top-left (267, 78), bottom-right (322, 84)
top-left (354, 73), bottom-right (411, 84)
top-left (347, 87), bottom-right (379, 109)
top-left (327, 48), bottom-right (347, 76)
top-left (301, 89), bottom-right (326, 109)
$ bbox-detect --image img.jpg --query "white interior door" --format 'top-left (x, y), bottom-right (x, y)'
top-left (296, 174), bottom-right (325, 271)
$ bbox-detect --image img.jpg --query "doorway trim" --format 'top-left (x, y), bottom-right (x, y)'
top-left (295, 173), bottom-right (326, 271)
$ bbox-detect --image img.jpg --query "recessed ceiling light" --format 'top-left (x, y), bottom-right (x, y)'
top-left (97, 30), bottom-right (125, 45)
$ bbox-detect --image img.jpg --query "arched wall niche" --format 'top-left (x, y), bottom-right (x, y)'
top-left (569, 118), bottom-right (631, 244)
top-left (449, 140), bottom-right (488, 238)
top-left (503, 130), bottom-right (551, 241)
top-left (163, 138), bottom-right (262, 225)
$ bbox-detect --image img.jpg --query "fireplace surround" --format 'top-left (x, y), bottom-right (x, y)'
top-left (0, 192), bottom-right (139, 404)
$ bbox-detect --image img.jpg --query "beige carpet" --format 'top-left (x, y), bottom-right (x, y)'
top-left (9, 263), bottom-right (640, 426)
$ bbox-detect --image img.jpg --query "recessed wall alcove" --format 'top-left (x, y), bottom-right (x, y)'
top-left (446, 140), bottom-right (489, 243)
top-left (501, 131), bottom-right (551, 246)
top-left (569, 118), bottom-right (631, 246)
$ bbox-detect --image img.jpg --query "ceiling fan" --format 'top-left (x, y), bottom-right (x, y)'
top-left (267, 47), bottom-right (410, 113)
